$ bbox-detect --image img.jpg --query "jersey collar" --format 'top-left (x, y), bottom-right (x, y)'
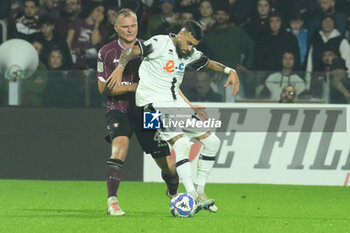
top-left (117, 38), bottom-right (140, 50)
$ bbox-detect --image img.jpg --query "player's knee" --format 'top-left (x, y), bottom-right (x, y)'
top-left (172, 137), bottom-right (191, 162)
top-left (200, 134), bottom-right (220, 156)
top-left (111, 144), bottom-right (128, 160)
top-left (111, 136), bottom-right (129, 160)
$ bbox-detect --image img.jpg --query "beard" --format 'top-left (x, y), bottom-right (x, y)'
top-left (175, 42), bottom-right (190, 59)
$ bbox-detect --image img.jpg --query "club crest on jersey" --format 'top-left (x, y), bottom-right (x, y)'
top-left (163, 60), bottom-right (185, 74)
top-left (143, 111), bottom-right (161, 129)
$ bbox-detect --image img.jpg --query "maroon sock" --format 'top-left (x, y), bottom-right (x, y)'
top-left (106, 158), bottom-right (123, 198)
top-left (161, 172), bottom-right (179, 195)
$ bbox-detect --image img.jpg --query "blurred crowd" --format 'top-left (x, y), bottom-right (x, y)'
top-left (0, 0), bottom-right (350, 105)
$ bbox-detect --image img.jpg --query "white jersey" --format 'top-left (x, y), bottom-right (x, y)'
top-left (135, 34), bottom-right (209, 107)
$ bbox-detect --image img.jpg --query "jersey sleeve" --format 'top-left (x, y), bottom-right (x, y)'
top-left (187, 48), bottom-right (209, 71)
top-left (141, 35), bottom-right (164, 59)
top-left (96, 47), bottom-right (113, 83)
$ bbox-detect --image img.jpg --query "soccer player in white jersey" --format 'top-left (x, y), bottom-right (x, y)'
top-left (107, 20), bottom-right (239, 213)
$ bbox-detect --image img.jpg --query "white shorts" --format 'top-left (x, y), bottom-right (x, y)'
top-left (149, 100), bottom-right (208, 141)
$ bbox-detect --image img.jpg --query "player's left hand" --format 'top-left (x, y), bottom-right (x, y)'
top-left (224, 70), bottom-right (240, 95)
top-left (106, 66), bottom-right (123, 89)
top-left (191, 105), bottom-right (208, 121)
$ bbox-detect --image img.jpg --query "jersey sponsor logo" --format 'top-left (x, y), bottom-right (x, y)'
top-left (163, 60), bottom-right (185, 73)
top-left (178, 63), bottom-right (185, 71)
top-left (144, 110), bottom-right (161, 129)
top-left (163, 60), bottom-right (175, 73)
top-left (97, 62), bottom-right (104, 72)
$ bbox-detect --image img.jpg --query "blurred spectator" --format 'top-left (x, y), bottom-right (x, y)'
top-left (20, 40), bottom-right (48, 106)
top-left (8, 0), bottom-right (22, 25)
top-left (227, 0), bottom-right (254, 27)
top-left (34, 15), bottom-right (72, 69)
top-left (180, 0), bottom-right (201, 7)
top-left (306, 14), bottom-right (350, 72)
top-left (253, 12), bottom-right (300, 71)
top-left (203, 6), bottom-right (254, 71)
top-left (272, 0), bottom-right (318, 22)
top-left (153, 9), bottom-right (194, 35)
top-left (314, 48), bottom-right (339, 72)
top-left (144, 0), bottom-right (176, 39)
top-left (287, 15), bottom-right (308, 69)
top-left (31, 39), bottom-right (47, 69)
top-left (187, 71), bottom-right (223, 102)
top-left (307, 0), bottom-right (347, 42)
top-left (197, 0), bottom-right (215, 33)
top-left (105, 6), bottom-right (120, 42)
top-left (244, 0), bottom-right (271, 42)
top-left (12, 0), bottom-right (40, 41)
top-left (47, 48), bottom-right (68, 70)
top-left (43, 48), bottom-right (83, 106)
top-left (38, 0), bottom-right (62, 19)
top-left (279, 85), bottom-right (296, 103)
top-left (141, 0), bottom-right (155, 7)
top-left (329, 57), bottom-right (350, 103)
top-left (264, 52), bottom-right (305, 100)
top-left (54, 0), bottom-right (82, 39)
top-left (66, 3), bottom-right (106, 69)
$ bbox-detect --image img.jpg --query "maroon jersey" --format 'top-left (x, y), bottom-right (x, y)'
top-left (97, 39), bottom-right (141, 113)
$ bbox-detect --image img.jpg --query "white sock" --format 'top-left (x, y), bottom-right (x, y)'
top-left (194, 134), bottom-right (219, 194)
top-left (173, 137), bottom-right (196, 194)
top-left (176, 161), bottom-right (196, 195)
top-left (195, 156), bottom-right (215, 194)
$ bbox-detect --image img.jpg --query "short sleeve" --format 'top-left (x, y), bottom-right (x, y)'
top-left (142, 35), bottom-right (164, 59)
top-left (96, 47), bottom-right (113, 83)
top-left (187, 48), bottom-right (209, 71)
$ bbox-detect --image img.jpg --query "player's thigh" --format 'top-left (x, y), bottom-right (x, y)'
top-left (154, 155), bottom-right (176, 175)
top-left (105, 110), bottom-right (133, 160)
top-left (134, 128), bottom-right (171, 159)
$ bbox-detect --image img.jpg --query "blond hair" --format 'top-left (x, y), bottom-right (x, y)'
top-left (115, 8), bottom-right (137, 25)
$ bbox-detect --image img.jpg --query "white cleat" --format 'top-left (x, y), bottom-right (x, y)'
top-left (107, 196), bottom-right (125, 216)
top-left (205, 204), bottom-right (218, 213)
top-left (195, 193), bottom-right (215, 213)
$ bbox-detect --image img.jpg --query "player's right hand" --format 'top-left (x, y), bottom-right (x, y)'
top-left (106, 66), bottom-right (123, 89)
top-left (191, 105), bottom-right (208, 121)
top-left (225, 70), bottom-right (240, 95)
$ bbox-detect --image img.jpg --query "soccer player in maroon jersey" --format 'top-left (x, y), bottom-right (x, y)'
top-left (97, 9), bottom-right (178, 216)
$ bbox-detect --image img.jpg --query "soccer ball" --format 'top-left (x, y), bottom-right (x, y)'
top-left (170, 193), bottom-right (196, 217)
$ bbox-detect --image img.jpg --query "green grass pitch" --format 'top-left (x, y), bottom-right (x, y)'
top-left (0, 179), bottom-right (350, 233)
